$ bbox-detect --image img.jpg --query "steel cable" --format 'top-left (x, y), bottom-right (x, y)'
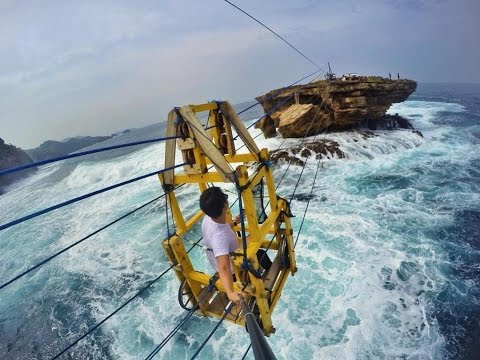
top-left (0, 163), bottom-right (187, 232)
top-left (51, 235), bottom-right (204, 359)
top-left (0, 136), bottom-right (179, 177)
top-left (222, 0), bottom-right (323, 70)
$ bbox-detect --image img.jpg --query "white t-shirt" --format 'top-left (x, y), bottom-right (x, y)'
top-left (202, 216), bottom-right (238, 273)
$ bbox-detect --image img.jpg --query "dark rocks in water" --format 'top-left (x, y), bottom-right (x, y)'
top-left (270, 150), bottom-right (305, 166)
top-left (363, 114), bottom-right (413, 131)
top-left (397, 261), bottom-right (419, 282)
top-left (270, 139), bottom-right (345, 166)
top-left (357, 130), bottom-right (378, 140)
top-left (381, 266), bottom-right (393, 280)
top-left (413, 130), bottom-right (424, 137)
top-left (292, 193), bottom-right (315, 201)
top-left (300, 148), bottom-right (311, 157)
top-left (26, 136), bottom-right (112, 162)
top-left (306, 140), bottom-right (345, 159)
top-left (383, 281), bottom-right (396, 290)
top-left (0, 137), bottom-right (36, 193)
top-left (291, 193), bottom-right (326, 202)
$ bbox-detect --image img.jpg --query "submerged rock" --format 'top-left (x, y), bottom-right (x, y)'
top-left (362, 114), bottom-right (413, 130)
top-left (270, 139), bottom-right (345, 166)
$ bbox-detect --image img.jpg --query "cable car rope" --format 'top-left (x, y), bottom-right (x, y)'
top-left (50, 235), bottom-right (205, 359)
top-left (0, 190), bottom-right (172, 291)
top-left (0, 136), bottom-right (180, 177)
top-left (144, 274), bottom-right (222, 360)
top-left (0, 163), bottom-right (187, 232)
top-left (222, 0), bottom-right (323, 70)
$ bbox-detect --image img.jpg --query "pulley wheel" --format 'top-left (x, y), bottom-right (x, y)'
top-left (178, 279), bottom-right (194, 310)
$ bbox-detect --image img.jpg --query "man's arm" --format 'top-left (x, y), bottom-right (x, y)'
top-left (217, 254), bottom-right (243, 303)
top-left (230, 214), bottom-right (241, 229)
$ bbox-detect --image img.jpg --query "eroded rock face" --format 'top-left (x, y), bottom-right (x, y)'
top-left (255, 76), bottom-right (417, 138)
top-left (362, 114), bottom-right (413, 131)
top-left (256, 115), bottom-right (277, 138)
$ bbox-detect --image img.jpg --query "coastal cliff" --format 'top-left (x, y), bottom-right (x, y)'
top-left (0, 138), bottom-right (36, 193)
top-left (255, 76), bottom-right (417, 138)
top-left (26, 136), bottom-right (112, 162)
top-left (0, 135), bottom-right (112, 194)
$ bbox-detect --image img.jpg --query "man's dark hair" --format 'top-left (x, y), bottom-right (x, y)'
top-left (199, 186), bottom-right (227, 218)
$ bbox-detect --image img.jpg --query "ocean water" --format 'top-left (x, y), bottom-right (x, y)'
top-left (0, 83), bottom-right (479, 359)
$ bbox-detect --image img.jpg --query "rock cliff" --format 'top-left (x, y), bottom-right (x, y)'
top-left (255, 76), bottom-right (417, 138)
top-left (0, 138), bottom-right (36, 193)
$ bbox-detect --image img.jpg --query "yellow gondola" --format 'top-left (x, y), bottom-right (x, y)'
top-left (158, 100), bottom-right (296, 335)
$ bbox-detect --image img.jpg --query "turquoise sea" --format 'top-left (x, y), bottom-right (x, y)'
top-left (1, 83), bottom-right (479, 359)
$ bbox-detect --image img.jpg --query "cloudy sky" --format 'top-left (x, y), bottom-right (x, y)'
top-left (1, 0), bottom-right (478, 148)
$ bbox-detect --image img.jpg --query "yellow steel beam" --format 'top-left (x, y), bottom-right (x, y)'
top-left (244, 206), bottom-right (283, 259)
top-left (236, 165), bottom-right (260, 239)
top-left (190, 102), bottom-right (218, 112)
top-left (260, 149), bottom-right (279, 212)
top-left (249, 269), bottom-right (273, 333)
top-left (174, 172), bottom-right (225, 184)
top-left (205, 153), bottom-right (257, 164)
top-left (270, 269), bottom-right (291, 311)
top-left (166, 189), bottom-right (186, 233)
top-left (169, 236), bottom-right (208, 310)
top-left (260, 240), bottom-right (279, 250)
top-left (182, 209), bottom-right (205, 236)
top-left (163, 111), bottom-right (177, 186)
top-left (249, 165), bottom-right (267, 188)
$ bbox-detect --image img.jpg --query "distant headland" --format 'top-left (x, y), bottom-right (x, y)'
top-left (25, 136), bottom-right (113, 162)
top-left (0, 138), bottom-right (36, 193)
top-left (0, 135), bottom-right (112, 194)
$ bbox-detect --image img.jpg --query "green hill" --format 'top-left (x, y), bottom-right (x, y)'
top-left (0, 138), bottom-right (36, 193)
top-left (26, 136), bottom-right (112, 162)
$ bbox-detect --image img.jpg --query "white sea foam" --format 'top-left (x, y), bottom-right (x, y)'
top-left (1, 99), bottom-right (478, 359)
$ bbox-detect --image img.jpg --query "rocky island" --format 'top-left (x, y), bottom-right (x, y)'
top-left (255, 76), bottom-right (417, 138)
top-left (254, 76), bottom-right (417, 164)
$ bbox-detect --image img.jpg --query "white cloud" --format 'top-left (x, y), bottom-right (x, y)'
top-left (0, 0), bottom-right (478, 148)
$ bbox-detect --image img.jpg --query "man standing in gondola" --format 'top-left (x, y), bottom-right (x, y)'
top-left (199, 186), bottom-right (244, 303)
